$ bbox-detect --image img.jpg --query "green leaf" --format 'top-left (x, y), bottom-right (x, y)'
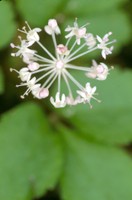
top-left (64, 0), bottom-right (128, 16)
top-left (0, 1), bottom-right (17, 49)
top-left (60, 128), bottom-right (132, 200)
top-left (0, 67), bottom-right (4, 94)
top-left (16, 0), bottom-right (63, 27)
top-left (0, 102), bottom-right (63, 200)
top-left (55, 68), bottom-right (132, 145)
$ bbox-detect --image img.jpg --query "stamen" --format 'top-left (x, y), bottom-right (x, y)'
top-left (17, 29), bottom-right (26, 34)
top-left (21, 88), bottom-right (30, 99)
top-left (92, 96), bottom-right (101, 103)
top-left (10, 43), bottom-right (15, 48)
top-left (16, 83), bottom-right (27, 87)
top-left (18, 36), bottom-right (22, 41)
top-left (11, 53), bottom-right (16, 57)
top-left (81, 22), bottom-right (90, 28)
top-left (10, 68), bottom-right (19, 73)
top-left (25, 21), bottom-right (31, 30)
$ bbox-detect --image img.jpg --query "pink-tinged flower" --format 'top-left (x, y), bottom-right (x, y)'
top-left (84, 33), bottom-right (96, 49)
top-left (28, 62), bottom-right (40, 71)
top-left (86, 60), bottom-right (110, 80)
top-left (10, 19), bottom-right (115, 108)
top-left (32, 87), bottom-right (49, 99)
top-left (44, 19), bottom-right (61, 35)
top-left (66, 96), bottom-right (83, 106)
top-left (56, 44), bottom-right (69, 56)
top-left (65, 18), bottom-right (87, 45)
top-left (97, 32), bottom-right (114, 59)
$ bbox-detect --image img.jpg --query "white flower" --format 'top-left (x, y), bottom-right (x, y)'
top-left (32, 87), bottom-right (49, 99)
top-left (65, 19), bottom-right (87, 45)
top-left (77, 83), bottom-right (98, 107)
top-left (28, 62), bottom-right (40, 71)
top-left (16, 77), bottom-right (37, 99)
top-left (11, 39), bottom-right (36, 57)
top-left (77, 83), bottom-right (96, 101)
top-left (23, 53), bottom-right (35, 64)
top-left (10, 67), bottom-right (31, 82)
top-left (27, 77), bottom-right (36, 90)
top-left (86, 60), bottom-right (109, 80)
top-left (85, 33), bottom-right (96, 48)
top-left (50, 92), bottom-right (66, 108)
top-left (97, 32), bottom-right (114, 59)
top-left (19, 67), bottom-right (31, 81)
top-left (56, 44), bottom-right (69, 56)
top-left (44, 19), bottom-right (61, 35)
top-left (26, 28), bottom-right (41, 44)
top-left (66, 96), bottom-right (83, 106)
top-left (11, 18), bottom-right (115, 108)
top-left (17, 21), bottom-right (41, 45)
top-left (31, 83), bottom-right (41, 97)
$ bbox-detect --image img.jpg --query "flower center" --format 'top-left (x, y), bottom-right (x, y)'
top-left (55, 60), bottom-right (64, 70)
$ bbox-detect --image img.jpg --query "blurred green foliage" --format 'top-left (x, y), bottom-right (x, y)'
top-left (60, 128), bottom-right (132, 200)
top-left (0, 67), bottom-right (4, 94)
top-left (0, 0), bottom-right (132, 200)
top-left (0, 1), bottom-right (17, 49)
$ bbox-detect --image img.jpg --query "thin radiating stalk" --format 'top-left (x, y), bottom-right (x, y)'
top-left (65, 37), bottom-right (72, 47)
top-left (66, 64), bottom-right (91, 72)
top-left (62, 71), bottom-right (73, 98)
top-left (31, 56), bottom-right (52, 63)
top-left (42, 71), bottom-right (56, 88)
top-left (51, 33), bottom-right (59, 59)
top-left (34, 53), bottom-right (54, 63)
top-left (37, 41), bottom-right (56, 61)
top-left (46, 73), bottom-right (58, 89)
top-left (68, 40), bottom-right (77, 54)
top-left (21, 88), bottom-right (30, 98)
top-left (36, 68), bottom-right (55, 83)
top-left (65, 42), bottom-right (86, 61)
top-left (58, 72), bottom-right (61, 93)
top-left (64, 69), bottom-right (84, 90)
top-left (31, 66), bottom-right (54, 74)
top-left (39, 64), bottom-right (52, 67)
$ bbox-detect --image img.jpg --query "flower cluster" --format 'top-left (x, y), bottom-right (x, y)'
top-left (10, 18), bottom-right (115, 108)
